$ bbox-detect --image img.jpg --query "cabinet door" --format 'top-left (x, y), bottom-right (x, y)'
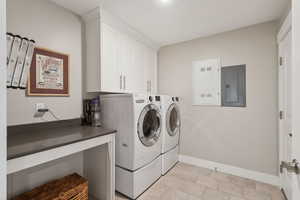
top-left (192, 59), bottom-right (221, 106)
top-left (144, 47), bottom-right (157, 94)
top-left (101, 23), bottom-right (121, 92)
top-left (118, 34), bottom-right (132, 92)
top-left (150, 49), bottom-right (157, 93)
top-left (85, 16), bottom-right (101, 92)
top-left (124, 38), bottom-right (145, 93)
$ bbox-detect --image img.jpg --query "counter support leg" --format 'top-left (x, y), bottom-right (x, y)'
top-left (106, 135), bottom-right (115, 200)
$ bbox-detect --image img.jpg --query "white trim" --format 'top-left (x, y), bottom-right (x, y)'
top-left (291, 1), bottom-right (300, 199)
top-left (82, 7), bottom-right (100, 22)
top-left (107, 135), bottom-right (115, 200)
top-left (179, 155), bottom-right (280, 186)
top-left (0, 0), bottom-right (7, 198)
top-left (278, 11), bottom-right (292, 43)
top-left (8, 134), bottom-right (115, 200)
top-left (7, 134), bottom-right (114, 174)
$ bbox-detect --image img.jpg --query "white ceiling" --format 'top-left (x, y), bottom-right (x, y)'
top-left (51, 0), bottom-right (289, 47)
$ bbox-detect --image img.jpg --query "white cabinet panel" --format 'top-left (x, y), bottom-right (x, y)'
top-left (144, 47), bottom-right (157, 94)
top-left (192, 59), bottom-right (221, 106)
top-left (85, 16), bottom-right (101, 92)
top-left (101, 23), bottom-right (121, 93)
top-left (131, 40), bottom-right (146, 93)
top-left (119, 35), bottom-right (143, 93)
top-left (118, 34), bottom-right (131, 92)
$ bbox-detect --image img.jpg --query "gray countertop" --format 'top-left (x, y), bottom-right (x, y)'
top-left (7, 119), bottom-right (116, 160)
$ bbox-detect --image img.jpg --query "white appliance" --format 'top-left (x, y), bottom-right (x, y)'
top-left (100, 94), bottom-right (162, 199)
top-left (161, 95), bottom-right (181, 175)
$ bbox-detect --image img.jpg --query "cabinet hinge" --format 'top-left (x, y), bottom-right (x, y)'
top-left (280, 160), bottom-right (300, 174)
top-left (279, 110), bottom-right (284, 120)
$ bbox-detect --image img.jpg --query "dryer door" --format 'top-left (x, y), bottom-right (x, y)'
top-left (137, 104), bottom-right (162, 147)
top-left (166, 103), bottom-right (181, 137)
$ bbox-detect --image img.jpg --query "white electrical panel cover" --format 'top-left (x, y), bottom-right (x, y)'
top-left (192, 58), bottom-right (221, 106)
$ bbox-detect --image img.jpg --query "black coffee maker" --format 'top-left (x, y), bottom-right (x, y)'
top-left (82, 99), bottom-right (92, 125)
top-left (82, 97), bottom-right (101, 126)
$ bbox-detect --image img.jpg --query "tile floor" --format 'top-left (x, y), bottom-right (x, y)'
top-left (116, 162), bottom-right (284, 200)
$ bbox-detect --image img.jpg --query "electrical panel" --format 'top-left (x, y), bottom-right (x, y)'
top-left (221, 65), bottom-right (246, 107)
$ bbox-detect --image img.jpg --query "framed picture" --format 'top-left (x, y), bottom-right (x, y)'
top-left (27, 48), bottom-right (69, 96)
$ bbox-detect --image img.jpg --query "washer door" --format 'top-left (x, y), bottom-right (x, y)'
top-left (166, 103), bottom-right (181, 136)
top-left (138, 104), bottom-right (162, 147)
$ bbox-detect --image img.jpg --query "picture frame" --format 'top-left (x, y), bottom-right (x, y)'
top-left (27, 47), bottom-right (69, 96)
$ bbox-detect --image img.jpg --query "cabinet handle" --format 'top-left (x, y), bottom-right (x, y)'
top-left (123, 76), bottom-right (126, 90)
top-left (120, 75), bottom-right (122, 90)
top-left (150, 81), bottom-right (152, 93)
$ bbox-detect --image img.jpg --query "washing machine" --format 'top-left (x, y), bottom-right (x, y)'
top-left (100, 93), bottom-right (162, 199)
top-left (161, 95), bottom-right (181, 175)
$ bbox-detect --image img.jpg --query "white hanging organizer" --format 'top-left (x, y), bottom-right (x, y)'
top-left (6, 33), bottom-right (35, 89)
top-left (192, 58), bottom-right (221, 106)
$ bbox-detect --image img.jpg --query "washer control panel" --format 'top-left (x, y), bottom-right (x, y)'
top-left (149, 96), bottom-right (153, 102)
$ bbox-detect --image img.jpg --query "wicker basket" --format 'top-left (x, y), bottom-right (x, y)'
top-left (13, 173), bottom-right (88, 200)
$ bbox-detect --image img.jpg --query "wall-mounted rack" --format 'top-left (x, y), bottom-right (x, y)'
top-left (6, 32), bottom-right (35, 89)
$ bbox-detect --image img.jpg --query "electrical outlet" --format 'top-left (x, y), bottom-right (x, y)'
top-left (36, 103), bottom-right (47, 112)
top-left (34, 103), bottom-right (48, 118)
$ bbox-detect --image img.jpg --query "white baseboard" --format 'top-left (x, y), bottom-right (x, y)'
top-left (179, 155), bottom-right (281, 186)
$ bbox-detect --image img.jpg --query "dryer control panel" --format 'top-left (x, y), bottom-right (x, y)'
top-left (172, 97), bottom-right (179, 102)
top-left (155, 96), bottom-right (161, 102)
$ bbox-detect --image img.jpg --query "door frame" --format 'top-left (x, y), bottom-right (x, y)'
top-left (278, 12), bottom-right (292, 43)
top-left (291, 0), bottom-right (300, 199)
top-left (277, 11), bottom-right (292, 199)
top-left (278, 3), bottom-right (300, 199)
top-left (0, 0), bottom-right (7, 198)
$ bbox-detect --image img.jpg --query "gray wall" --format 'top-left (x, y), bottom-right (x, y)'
top-left (6, 0), bottom-right (84, 197)
top-left (7, 0), bottom-right (82, 126)
top-left (158, 21), bottom-right (279, 175)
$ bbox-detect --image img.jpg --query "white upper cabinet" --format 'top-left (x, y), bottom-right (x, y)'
top-left (83, 8), bottom-right (158, 94)
top-left (119, 34), bottom-right (143, 93)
